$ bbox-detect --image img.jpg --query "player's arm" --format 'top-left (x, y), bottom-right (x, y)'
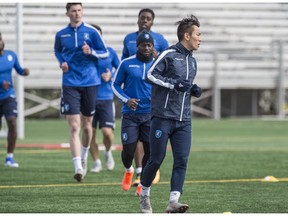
top-left (88, 30), bottom-right (109, 59)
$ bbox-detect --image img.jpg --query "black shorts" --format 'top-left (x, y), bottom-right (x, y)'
top-left (60, 86), bottom-right (97, 116)
top-left (121, 113), bottom-right (151, 145)
top-left (0, 97), bottom-right (17, 119)
top-left (92, 100), bottom-right (115, 129)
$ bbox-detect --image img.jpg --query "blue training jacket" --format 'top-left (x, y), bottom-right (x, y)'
top-left (121, 31), bottom-right (169, 60)
top-left (0, 50), bottom-right (24, 100)
top-left (112, 55), bottom-right (153, 114)
top-left (97, 47), bottom-right (120, 100)
top-left (54, 22), bottom-right (108, 87)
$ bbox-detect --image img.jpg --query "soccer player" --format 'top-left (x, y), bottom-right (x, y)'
top-left (89, 24), bottom-right (120, 173)
top-left (112, 30), bottom-right (154, 197)
top-left (54, 3), bottom-right (108, 182)
top-left (0, 32), bottom-right (30, 167)
top-left (139, 15), bottom-right (202, 213)
top-left (121, 7), bottom-right (169, 187)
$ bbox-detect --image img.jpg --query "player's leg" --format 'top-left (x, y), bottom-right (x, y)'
top-left (61, 86), bottom-right (83, 181)
top-left (99, 100), bottom-right (115, 171)
top-left (133, 140), bottom-right (144, 186)
top-left (80, 86), bottom-right (97, 177)
top-left (121, 113), bottom-right (139, 191)
top-left (2, 97), bottom-right (19, 167)
top-left (166, 121), bottom-right (191, 213)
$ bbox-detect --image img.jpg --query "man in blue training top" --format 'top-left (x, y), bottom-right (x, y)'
top-left (88, 24), bottom-right (120, 173)
top-left (0, 32), bottom-right (30, 168)
top-left (112, 30), bottom-right (155, 197)
top-left (54, 3), bottom-right (108, 182)
top-left (121, 7), bottom-right (169, 187)
top-left (139, 15), bottom-right (202, 213)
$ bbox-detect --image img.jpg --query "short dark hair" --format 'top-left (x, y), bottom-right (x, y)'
top-left (91, 24), bottom-right (102, 35)
top-left (176, 15), bottom-right (200, 41)
top-left (138, 8), bottom-right (155, 20)
top-left (66, 3), bottom-right (82, 12)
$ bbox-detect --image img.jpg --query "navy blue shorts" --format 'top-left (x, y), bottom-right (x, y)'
top-left (60, 86), bottom-right (97, 116)
top-left (121, 113), bottom-right (151, 145)
top-left (0, 97), bottom-right (18, 119)
top-left (92, 100), bottom-right (115, 129)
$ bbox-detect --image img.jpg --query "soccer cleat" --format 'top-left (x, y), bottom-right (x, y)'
top-left (165, 202), bottom-right (189, 213)
top-left (5, 157), bottom-right (19, 168)
top-left (132, 174), bottom-right (141, 186)
top-left (152, 170), bottom-right (160, 184)
top-left (135, 184), bottom-right (142, 197)
top-left (140, 195), bottom-right (152, 213)
top-left (121, 170), bottom-right (134, 191)
top-left (74, 169), bottom-right (84, 182)
top-left (90, 161), bottom-right (102, 173)
top-left (105, 152), bottom-right (115, 171)
top-left (81, 159), bottom-right (87, 177)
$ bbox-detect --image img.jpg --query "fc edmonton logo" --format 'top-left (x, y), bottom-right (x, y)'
top-left (122, 133), bottom-right (128, 141)
top-left (84, 33), bottom-right (89, 40)
top-left (155, 130), bottom-right (162, 138)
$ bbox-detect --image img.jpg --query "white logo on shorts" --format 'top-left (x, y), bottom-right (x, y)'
top-left (122, 133), bottom-right (128, 141)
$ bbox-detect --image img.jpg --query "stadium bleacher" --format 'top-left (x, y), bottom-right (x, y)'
top-left (0, 3), bottom-right (287, 117)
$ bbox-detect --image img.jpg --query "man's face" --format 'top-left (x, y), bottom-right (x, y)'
top-left (138, 42), bottom-right (154, 57)
top-left (187, 26), bottom-right (201, 51)
top-left (0, 34), bottom-right (4, 53)
top-left (66, 4), bottom-right (83, 25)
top-left (137, 11), bottom-right (154, 31)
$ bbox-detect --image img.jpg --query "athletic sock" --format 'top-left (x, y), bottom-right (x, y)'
top-left (72, 156), bottom-right (82, 173)
top-left (126, 166), bottom-right (134, 173)
top-left (169, 191), bottom-right (181, 203)
top-left (6, 153), bottom-right (14, 158)
top-left (136, 167), bottom-right (142, 175)
top-left (81, 146), bottom-right (89, 160)
top-left (141, 186), bottom-right (150, 197)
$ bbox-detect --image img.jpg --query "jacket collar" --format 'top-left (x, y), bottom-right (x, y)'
top-left (174, 42), bottom-right (193, 56)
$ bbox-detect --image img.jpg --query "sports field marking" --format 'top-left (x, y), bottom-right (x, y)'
top-left (1, 177), bottom-right (288, 189)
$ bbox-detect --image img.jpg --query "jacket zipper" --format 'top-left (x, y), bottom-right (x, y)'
top-left (74, 27), bottom-right (78, 47)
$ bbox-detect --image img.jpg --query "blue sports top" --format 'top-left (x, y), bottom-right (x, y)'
top-left (121, 31), bottom-right (169, 60)
top-left (0, 50), bottom-right (24, 100)
top-left (112, 55), bottom-right (153, 114)
top-left (96, 47), bottom-right (120, 100)
top-left (54, 22), bottom-right (108, 87)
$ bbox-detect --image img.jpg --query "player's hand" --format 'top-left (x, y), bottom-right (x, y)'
top-left (101, 68), bottom-right (112, 82)
top-left (61, 62), bottom-right (69, 72)
top-left (152, 49), bottom-right (158, 58)
top-left (191, 84), bottom-right (202, 98)
top-left (174, 79), bottom-right (191, 92)
top-left (127, 98), bottom-right (140, 111)
top-left (2, 80), bottom-right (10, 90)
top-left (82, 41), bottom-right (91, 55)
top-left (23, 68), bottom-right (30, 76)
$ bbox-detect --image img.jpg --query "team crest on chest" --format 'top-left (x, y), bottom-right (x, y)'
top-left (7, 55), bottom-right (13, 62)
top-left (84, 33), bottom-right (89, 40)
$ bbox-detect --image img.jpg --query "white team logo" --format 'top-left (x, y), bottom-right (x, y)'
top-left (155, 130), bottom-right (162, 138)
top-left (122, 133), bottom-right (128, 141)
top-left (7, 55), bottom-right (13, 62)
top-left (144, 34), bottom-right (150, 39)
top-left (84, 33), bottom-right (89, 40)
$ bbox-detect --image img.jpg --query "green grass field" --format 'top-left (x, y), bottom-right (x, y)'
top-left (0, 118), bottom-right (288, 213)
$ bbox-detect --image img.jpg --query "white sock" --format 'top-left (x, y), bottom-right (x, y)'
top-left (126, 166), bottom-right (134, 173)
top-left (141, 186), bottom-right (151, 197)
top-left (169, 191), bottom-right (181, 203)
top-left (6, 153), bottom-right (13, 158)
top-left (136, 167), bottom-right (142, 175)
top-left (94, 159), bottom-right (102, 165)
top-left (81, 146), bottom-right (90, 160)
top-left (73, 156), bottom-right (82, 173)
top-left (105, 150), bottom-right (112, 157)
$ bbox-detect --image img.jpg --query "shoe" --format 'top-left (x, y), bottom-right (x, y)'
top-left (81, 159), bottom-right (87, 177)
top-left (90, 161), bottom-right (102, 173)
top-left (165, 202), bottom-right (189, 213)
top-left (135, 184), bottom-right (142, 197)
top-left (152, 170), bottom-right (160, 184)
top-left (5, 157), bottom-right (19, 168)
top-left (122, 170), bottom-right (134, 191)
top-left (105, 151), bottom-right (115, 171)
top-left (74, 169), bottom-right (84, 182)
top-left (140, 195), bottom-right (152, 213)
top-left (132, 174), bottom-right (141, 186)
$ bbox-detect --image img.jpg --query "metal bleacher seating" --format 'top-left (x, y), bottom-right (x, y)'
top-left (0, 3), bottom-right (288, 117)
